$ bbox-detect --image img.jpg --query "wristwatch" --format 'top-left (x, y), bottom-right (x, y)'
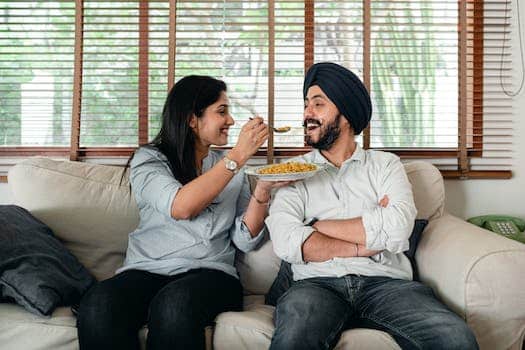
top-left (223, 156), bottom-right (239, 174)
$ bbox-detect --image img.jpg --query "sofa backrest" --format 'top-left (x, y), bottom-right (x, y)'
top-left (8, 157), bottom-right (139, 281)
top-left (405, 160), bottom-right (445, 221)
top-left (8, 157), bottom-right (444, 288)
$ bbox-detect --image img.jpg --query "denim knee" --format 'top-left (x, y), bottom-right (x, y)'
top-left (77, 284), bottom-right (115, 334)
top-left (148, 285), bottom-right (195, 330)
top-left (146, 285), bottom-right (206, 349)
top-left (439, 322), bottom-right (479, 350)
top-left (271, 283), bottom-right (349, 350)
top-left (412, 316), bottom-right (479, 350)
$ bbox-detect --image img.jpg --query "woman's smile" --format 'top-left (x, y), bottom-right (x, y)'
top-left (220, 127), bottom-right (229, 136)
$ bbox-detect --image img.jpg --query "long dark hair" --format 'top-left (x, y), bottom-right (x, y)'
top-left (122, 75), bottom-right (227, 185)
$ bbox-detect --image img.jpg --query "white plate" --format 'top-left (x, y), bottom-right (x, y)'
top-left (244, 163), bottom-right (327, 181)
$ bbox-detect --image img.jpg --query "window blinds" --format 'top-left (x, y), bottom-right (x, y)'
top-left (0, 1), bottom-right (74, 147)
top-left (468, 0), bottom-right (513, 173)
top-left (172, 0), bottom-right (271, 154)
top-left (0, 0), bottom-right (516, 178)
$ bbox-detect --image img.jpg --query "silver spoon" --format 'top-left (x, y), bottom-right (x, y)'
top-left (249, 117), bottom-right (291, 133)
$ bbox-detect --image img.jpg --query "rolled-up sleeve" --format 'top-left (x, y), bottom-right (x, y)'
top-left (361, 157), bottom-right (417, 253)
top-left (230, 173), bottom-right (265, 252)
top-left (130, 148), bottom-right (182, 218)
top-left (266, 184), bottom-right (315, 264)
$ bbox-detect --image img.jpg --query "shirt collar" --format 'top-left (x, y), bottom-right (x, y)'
top-left (311, 142), bottom-right (365, 166)
top-left (346, 142), bottom-right (365, 164)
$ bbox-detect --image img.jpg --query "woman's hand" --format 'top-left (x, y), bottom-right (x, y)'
top-left (252, 180), bottom-right (294, 204)
top-left (229, 116), bottom-right (269, 166)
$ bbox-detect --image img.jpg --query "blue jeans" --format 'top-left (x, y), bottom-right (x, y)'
top-left (270, 275), bottom-right (478, 350)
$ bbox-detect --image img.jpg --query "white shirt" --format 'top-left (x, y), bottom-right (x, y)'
top-left (266, 144), bottom-right (417, 281)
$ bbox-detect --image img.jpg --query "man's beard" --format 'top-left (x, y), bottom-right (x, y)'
top-left (306, 113), bottom-right (342, 150)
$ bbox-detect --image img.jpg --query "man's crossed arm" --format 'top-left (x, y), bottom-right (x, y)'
top-left (301, 196), bottom-right (389, 262)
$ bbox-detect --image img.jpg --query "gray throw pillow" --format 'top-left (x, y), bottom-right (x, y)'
top-left (0, 205), bottom-right (95, 316)
top-left (405, 219), bottom-right (429, 281)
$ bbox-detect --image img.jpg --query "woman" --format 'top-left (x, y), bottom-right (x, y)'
top-left (77, 75), bottom-right (286, 349)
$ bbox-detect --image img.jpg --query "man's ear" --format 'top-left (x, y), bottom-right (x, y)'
top-left (339, 114), bottom-right (354, 133)
top-left (339, 114), bottom-right (354, 131)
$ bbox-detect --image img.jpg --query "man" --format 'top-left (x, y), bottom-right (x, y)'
top-left (265, 62), bottom-right (478, 350)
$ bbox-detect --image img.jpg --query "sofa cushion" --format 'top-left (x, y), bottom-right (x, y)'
top-left (0, 303), bottom-right (148, 350)
top-left (0, 205), bottom-right (95, 316)
top-left (0, 304), bottom-right (78, 350)
top-left (236, 239), bottom-right (281, 295)
top-left (417, 214), bottom-right (525, 350)
top-left (213, 301), bottom-right (401, 350)
top-left (404, 161), bottom-right (444, 221)
top-left (8, 157), bottom-right (140, 281)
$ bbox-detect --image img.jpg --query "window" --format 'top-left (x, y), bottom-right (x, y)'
top-left (0, 0), bottom-right (514, 179)
top-left (0, 1), bottom-right (74, 147)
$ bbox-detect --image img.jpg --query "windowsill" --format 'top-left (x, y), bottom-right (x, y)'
top-left (0, 160), bottom-right (512, 182)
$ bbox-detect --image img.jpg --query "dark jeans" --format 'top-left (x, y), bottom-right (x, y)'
top-left (77, 268), bottom-right (242, 350)
top-left (270, 275), bottom-right (479, 350)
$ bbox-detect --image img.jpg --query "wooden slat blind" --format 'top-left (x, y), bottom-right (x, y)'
top-left (80, 1), bottom-right (140, 148)
top-left (0, 0), bottom-right (516, 179)
top-left (138, 0), bottom-right (149, 146)
top-left (0, 1), bottom-right (75, 148)
top-left (173, 0), bottom-right (270, 154)
top-left (147, 0), bottom-right (170, 141)
top-left (70, 0), bottom-right (83, 160)
top-left (469, 0), bottom-right (513, 173)
top-left (267, 0), bottom-right (275, 164)
top-left (273, 1), bottom-right (306, 150)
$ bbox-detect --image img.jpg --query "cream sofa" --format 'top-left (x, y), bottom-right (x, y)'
top-left (1, 157), bottom-right (524, 350)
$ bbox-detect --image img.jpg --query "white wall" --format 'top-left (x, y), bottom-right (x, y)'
top-left (1, 8), bottom-right (525, 218)
top-left (0, 182), bottom-right (13, 204)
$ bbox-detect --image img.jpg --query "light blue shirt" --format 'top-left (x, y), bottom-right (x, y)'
top-left (266, 144), bottom-right (417, 281)
top-left (117, 146), bottom-right (265, 278)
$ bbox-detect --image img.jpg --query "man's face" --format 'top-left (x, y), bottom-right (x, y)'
top-left (303, 85), bottom-right (343, 150)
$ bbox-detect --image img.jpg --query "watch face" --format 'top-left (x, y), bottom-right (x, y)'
top-left (225, 158), bottom-right (237, 171)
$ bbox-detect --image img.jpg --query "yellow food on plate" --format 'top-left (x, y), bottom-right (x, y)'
top-left (257, 162), bottom-right (317, 175)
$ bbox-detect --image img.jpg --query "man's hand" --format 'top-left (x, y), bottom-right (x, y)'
top-left (356, 244), bottom-right (381, 257)
top-left (379, 195), bottom-right (389, 208)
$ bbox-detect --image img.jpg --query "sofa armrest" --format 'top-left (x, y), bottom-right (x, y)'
top-left (417, 213), bottom-right (525, 350)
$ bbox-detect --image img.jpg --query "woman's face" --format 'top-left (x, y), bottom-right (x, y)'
top-left (192, 91), bottom-right (234, 147)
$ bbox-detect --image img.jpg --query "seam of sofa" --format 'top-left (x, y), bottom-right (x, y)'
top-left (463, 249), bottom-right (525, 327)
top-left (12, 163), bottom-right (129, 189)
top-left (0, 319), bottom-right (77, 329)
top-left (214, 321), bottom-right (274, 337)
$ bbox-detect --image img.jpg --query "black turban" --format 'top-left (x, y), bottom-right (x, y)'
top-left (303, 62), bottom-right (372, 135)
